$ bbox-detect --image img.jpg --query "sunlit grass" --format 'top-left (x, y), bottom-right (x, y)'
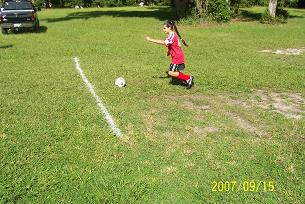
top-left (0, 6), bottom-right (304, 203)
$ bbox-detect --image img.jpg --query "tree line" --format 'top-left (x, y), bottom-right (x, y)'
top-left (1, 0), bottom-right (304, 23)
top-left (14, 0), bottom-right (303, 10)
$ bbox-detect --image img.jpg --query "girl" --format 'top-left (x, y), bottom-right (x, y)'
top-left (146, 20), bottom-right (194, 89)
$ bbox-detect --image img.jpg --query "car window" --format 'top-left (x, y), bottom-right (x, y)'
top-left (3, 2), bottom-right (33, 10)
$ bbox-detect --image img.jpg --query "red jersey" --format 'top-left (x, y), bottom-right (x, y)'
top-left (164, 32), bottom-right (185, 64)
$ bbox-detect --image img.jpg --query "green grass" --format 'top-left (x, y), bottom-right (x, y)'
top-left (1, 6), bottom-right (305, 203)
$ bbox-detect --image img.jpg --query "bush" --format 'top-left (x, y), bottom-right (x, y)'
top-left (279, 0), bottom-right (301, 8)
top-left (260, 7), bottom-right (289, 24)
top-left (208, 0), bottom-right (233, 22)
top-left (33, 0), bottom-right (45, 8)
top-left (276, 7), bottom-right (289, 22)
top-left (230, 0), bottom-right (269, 8)
top-left (298, 0), bottom-right (305, 8)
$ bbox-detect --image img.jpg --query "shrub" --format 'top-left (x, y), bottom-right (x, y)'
top-left (260, 7), bottom-right (289, 24)
top-left (33, 0), bottom-right (45, 8)
top-left (208, 0), bottom-right (233, 22)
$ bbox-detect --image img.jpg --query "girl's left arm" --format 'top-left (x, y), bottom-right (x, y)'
top-left (146, 36), bottom-right (165, 45)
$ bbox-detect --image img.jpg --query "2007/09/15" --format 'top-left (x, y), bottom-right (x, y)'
top-left (211, 180), bottom-right (275, 192)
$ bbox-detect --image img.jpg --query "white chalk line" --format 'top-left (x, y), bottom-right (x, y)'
top-left (73, 57), bottom-right (122, 137)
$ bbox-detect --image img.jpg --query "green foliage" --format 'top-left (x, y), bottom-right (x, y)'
top-left (279, 0), bottom-right (305, 8)
top-left (261, 8), bottom-right (274, 23)
top-left (207, 0), bottom-right (233, 22)
top-left (64, 0), bottom-right (84, 7)
top-left (32, 0), bottom-right (45, 8)
top-left (298, 0), bottom-right (305, 8)
top-left (231, 0), bottom-right (305, 8)
top-left (230, 0), bottom-right (267, 8)
top-left (260, 6), bottom-right (289, 24)
top-left (276, 6), bottom-right (289, 21)
top-left (177, 14), bottom-right (200, 25)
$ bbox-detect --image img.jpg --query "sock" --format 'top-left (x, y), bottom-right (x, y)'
top-left (177, 72), bottom-right (190, 81)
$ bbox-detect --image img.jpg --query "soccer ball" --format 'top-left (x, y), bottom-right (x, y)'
top-left (115, 77), bottom-right (126, 88)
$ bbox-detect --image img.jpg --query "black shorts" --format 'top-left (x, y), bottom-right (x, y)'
top-left (168, 63), bottom-right (185, 72)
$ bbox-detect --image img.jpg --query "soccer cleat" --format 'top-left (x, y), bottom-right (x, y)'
top-left (186, 76), bottom-right (194, 89)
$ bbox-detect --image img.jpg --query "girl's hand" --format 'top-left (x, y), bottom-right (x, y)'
top-left (145, 36), bottom-right (151, 41)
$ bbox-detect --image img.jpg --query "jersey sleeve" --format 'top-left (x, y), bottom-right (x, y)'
top-left (164, 33), bottom-right (175, 46)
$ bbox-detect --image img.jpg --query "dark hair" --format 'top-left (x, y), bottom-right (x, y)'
top-left (164, 20), bottom-right (188, 47)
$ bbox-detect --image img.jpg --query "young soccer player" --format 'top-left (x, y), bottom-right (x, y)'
top-left (146, 20), bottom-right (194, 89)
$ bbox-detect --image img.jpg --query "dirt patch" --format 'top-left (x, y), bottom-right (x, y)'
top-left (181, 101), bottom-right (210, 112)
top-left (260, 47), bottom-right (305, 55)
top-left (161, 166), bottom-right (177, 175)
top-left (251, 90), bottom-right (304, 119)
top-left (225, 90), bottom-right (305, 120)
top-left (183, 149), bottom-right (194, 155)
top-left (168, 94), bottom-right (265, 137)
top-left (270, 92), bottom-right (303, 119)
top-left (142, 109), bottom-right (159, 133)
top-left (225, 112), bottom-right (264, 137)
top-left (144, 91), bottom-right (304, 140)
top-left (192, 126), bottom-right (220, 136)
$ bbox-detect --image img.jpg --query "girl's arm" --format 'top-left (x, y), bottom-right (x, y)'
top-left (146, 36), bottom-right (165, 45)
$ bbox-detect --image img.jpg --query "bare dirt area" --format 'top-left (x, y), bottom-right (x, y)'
top-left (237, 90), bottom-right (305, 120)
top-left (260, 47), bottom-right (305, 55)
top-left (162, 89), bottom-right (304, 138)
top-left (167, 94), bottom-right (266, 137)
top-left (224, 112), bottom-right (264, 137)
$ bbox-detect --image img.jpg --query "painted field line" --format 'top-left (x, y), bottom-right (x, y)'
top-left (73, 57), bottom-right (122, 137)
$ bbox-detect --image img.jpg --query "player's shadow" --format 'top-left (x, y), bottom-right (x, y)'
top-left (0, 44), bottom-right (13, 49)
top-left (152, 75), bottom-right (186, 87)
top-left (169, 77), bottom-right (187, 87)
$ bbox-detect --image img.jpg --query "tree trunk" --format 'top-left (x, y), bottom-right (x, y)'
top-left (268, 0), bottom-right (277, 18)
top-left (194, 0), bottom-right (204, 18)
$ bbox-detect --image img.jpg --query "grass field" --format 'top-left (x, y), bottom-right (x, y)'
top-left (1, 6), bottom-right (305, 203)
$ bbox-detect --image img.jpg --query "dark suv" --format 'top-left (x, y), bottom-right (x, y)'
top-left (0, 0), bottom-right (39, 34)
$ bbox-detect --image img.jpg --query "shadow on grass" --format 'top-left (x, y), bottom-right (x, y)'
top-left (288, 14), bottom-right (305, 19)
top-left (0, 44), bottom-right (13, 49)
top-left (45, 7), bottom-right (174, 23)
top-left (37, 26), bottom-right (48, 33)
top-left (7, 26), bottom-right (48, 34)
top-left (152, 75), bottom-right (187, 87)
top-left (237, 10), bottom-right (262, 21)
top-left (237, 9), bottom-right (304, 22)
top-left (169, 77), bottom-right (187, 87)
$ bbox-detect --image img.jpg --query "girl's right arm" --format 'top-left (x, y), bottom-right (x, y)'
top-left (146, 36), bottom-right (165, 45)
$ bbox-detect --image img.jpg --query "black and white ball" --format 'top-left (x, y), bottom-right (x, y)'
top-left (115, 77), bottom-right (126, 88)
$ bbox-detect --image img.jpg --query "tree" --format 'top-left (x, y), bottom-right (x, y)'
top-left (268, 0), bottom-right (277, 18)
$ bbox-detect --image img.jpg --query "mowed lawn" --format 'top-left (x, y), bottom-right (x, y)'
top-left (0, 6), bottom-right (305, 203)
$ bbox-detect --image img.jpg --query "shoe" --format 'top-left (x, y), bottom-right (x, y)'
top-left (186, 76), bottom-right (194, 89)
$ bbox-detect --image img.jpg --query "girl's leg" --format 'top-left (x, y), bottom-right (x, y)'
top-left (168, 71), bottom-right (179, 78)
top-left (168, 71), bottom-right (190, 81)
top-left (168, 71), bottom-right (193, 89)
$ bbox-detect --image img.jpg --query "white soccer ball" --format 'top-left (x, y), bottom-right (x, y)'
top-left (115, 77), bottom-right (126, 88)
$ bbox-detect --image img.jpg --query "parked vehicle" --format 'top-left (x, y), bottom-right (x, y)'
top-left (0, 0), bottom-right (39, 34)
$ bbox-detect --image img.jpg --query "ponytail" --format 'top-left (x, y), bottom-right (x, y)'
top-left (164, 20), bottom-right (189, 47)
top-left (173, 22), bottom-right (188, 47)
